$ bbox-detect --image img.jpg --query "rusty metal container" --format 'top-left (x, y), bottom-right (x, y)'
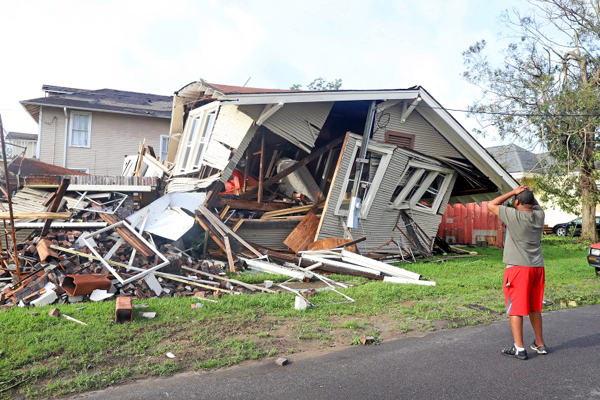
top-left (115, 296), bottom-right (133, 323)
top-left (62, 274), bottom-right (112, 296)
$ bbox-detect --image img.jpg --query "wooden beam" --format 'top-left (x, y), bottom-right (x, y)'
top-left (241, 136), bottom-right (344, 199)
top-left (213, 197), bottom-right (293, 212)
top-left (41, 178), bottom-right (70, 236)
top-left (257, 131), bottom-right (265, 203)
top-left (0, 212), bottom-right (71, 220)
top-left (196, 205), bottom-right (262, 258)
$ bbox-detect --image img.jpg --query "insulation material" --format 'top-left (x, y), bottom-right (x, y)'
top-left (210, 105), bottom-right (255, 149)
top-left (127, 192), bottom-right (207, 241)
top-left (261, 102), bottom-right (334, 149)
top-left (203, 140), bottom-right (231, 170)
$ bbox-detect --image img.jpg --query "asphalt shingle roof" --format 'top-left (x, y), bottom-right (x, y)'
top-left (20, 85), bottom-right (172, 122)
top-left (486, 144), bottom-right (543, 173)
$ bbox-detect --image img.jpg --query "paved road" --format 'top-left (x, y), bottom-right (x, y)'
top-left (73, 305), bottom-right (600, 400)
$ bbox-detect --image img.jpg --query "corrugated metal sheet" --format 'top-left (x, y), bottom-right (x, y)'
top-left (437, 202), bottom-right (504, 247)
top-left (22, 175), bottom-right (158, 187)
top-left (210, 105), bottom-right (254, 149)
top-left (373, 105), bottom-right (463, 159)
top-left (261, 102), bottom-right (334, 150)
top-left (317, 134), bottom-right (456, 254)
top-left (203, 141), bottom-right (231, 170)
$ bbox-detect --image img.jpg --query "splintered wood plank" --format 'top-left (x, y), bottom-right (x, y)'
top-left (0, 212), bottom-right (71, 219)
top-left (307, 237), bottom-right (358, 253)
top-left (41, 178), bottom-right (70, 237)
top-left (283, 211), bottom-right (320, 253)
top-left (98, 213), bottom-right (155, 258)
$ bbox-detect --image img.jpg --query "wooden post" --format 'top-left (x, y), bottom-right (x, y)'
top-left (243, 145), bottom-right (250, 192)
top-left (0, 114), bottom-right (20, 281)
top-left (257, 131), bottom-right (265, 203)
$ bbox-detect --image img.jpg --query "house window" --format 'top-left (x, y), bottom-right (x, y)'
top-left (71, 168), bottom-right (90, 173)
top-left (159, 135), bottom-right (169, 162)
top-left (176, 103), bottom-right (218, 173)
top-left (70, 112), bottom-right (91, 147)
top-left (334, 141), bottom-right (393, 219)
top-left (384, 130), bottom-right (415, 149)
top-left (390, 161), bottom-right (454, 214)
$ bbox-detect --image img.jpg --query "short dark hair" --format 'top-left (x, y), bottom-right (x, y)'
top-left (516, 189), bottom-right (534, 205)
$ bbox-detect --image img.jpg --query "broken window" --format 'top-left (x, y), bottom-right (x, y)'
top-left (390, 162), bottom-right (454, 214)
top-left (70, 111), bottom-right (91, 147)
top-left (334, 140), bottom-right (393, 219)
top-left (176, 103), bottom-right (219, 174)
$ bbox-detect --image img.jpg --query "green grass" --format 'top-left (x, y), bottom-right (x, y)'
top-left (1, 236), bottom-right (599, 398)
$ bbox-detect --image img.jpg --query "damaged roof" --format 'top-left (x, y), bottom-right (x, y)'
top-left (174, 81), bottom-right (518, 198)
top-left (8, 156), bottom-right (89, 177)
top-left (20, 85), bottom-right (173, 122)
top-left (6, 132), bottom-right (37, 141)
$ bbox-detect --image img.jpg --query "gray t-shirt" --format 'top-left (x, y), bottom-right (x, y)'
top-left (498, 205), bottom-right (545, 267)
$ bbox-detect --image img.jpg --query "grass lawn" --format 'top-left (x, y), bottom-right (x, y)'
top-left (1, 236), bottom-right (598, 398)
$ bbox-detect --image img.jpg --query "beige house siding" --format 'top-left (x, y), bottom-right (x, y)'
top-left (39, 107), bottom-right (67, 166)
top-left (38, 106), bottom-right (170, 175)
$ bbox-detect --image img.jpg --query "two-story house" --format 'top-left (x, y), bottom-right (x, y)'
top-left (20, 85), bottom-right (172, 175)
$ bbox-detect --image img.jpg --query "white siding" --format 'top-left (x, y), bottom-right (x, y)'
top-left (261, 102), bottom-right (334, 150)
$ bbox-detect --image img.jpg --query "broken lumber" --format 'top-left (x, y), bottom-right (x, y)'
top-left (97, 213), bottom-right (154, 258)
top-left (241, 136), bottom-right (344, 199)
top-left (196, 205), bottom-right (262, 257)
top-left (41, 178), bottom-right (70, 236)
top-left (213, 198), bottom-right (292, 212)
top-left (0, 212), bottom-right (71, 219)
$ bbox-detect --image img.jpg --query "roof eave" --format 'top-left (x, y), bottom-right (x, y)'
top-left (19, 101), bottom-right (171, 119)
top-left (217, 89), bottom-right (422, 105)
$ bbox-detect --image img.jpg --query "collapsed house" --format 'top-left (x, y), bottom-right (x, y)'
top-left (165, 82), bottom-right (517, 259)
top-left (0, 82), bottom-right (519, 313)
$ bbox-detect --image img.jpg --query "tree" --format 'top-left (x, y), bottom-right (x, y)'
top-left (290, 77), bottom-right (342, 91)
top-left (463, 0), bottom-right (600, 242)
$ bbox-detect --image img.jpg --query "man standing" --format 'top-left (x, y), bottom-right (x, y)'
top-left (488, 186), bottom-right (547, 360)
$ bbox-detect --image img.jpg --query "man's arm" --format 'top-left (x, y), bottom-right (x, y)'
top-left (487, 186), bottom-right (529, 216)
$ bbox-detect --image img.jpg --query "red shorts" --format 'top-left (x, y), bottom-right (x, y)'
top-left (503, 266), bottom-right (545, 316)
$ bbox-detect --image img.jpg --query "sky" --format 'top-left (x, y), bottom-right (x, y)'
top-left (0, 0), bottom-right (526, 148)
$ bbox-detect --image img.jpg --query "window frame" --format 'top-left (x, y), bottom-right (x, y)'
top-left (159, 135), bottom-right (169, 162)
top-left (69, 111), bottom-right (92, 148)
top-left (333, 140), bottom-right (394, 219)
top-left (71, 167), bottom-right (90, 174)
top-left (175, 102), bottom-right (219, 174)
top-left (390, 161), bottom-right (454, 214)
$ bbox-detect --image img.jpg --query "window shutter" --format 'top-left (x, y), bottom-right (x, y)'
top-left (384, 130), bottom-right (415, 149)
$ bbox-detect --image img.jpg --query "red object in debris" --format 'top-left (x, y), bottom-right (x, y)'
top-left (115, 296), bottom-right (133, 323)
top-left (221, 170), bottom-right (259, 195)
top-left (62, 274), bottom-right (112, 296)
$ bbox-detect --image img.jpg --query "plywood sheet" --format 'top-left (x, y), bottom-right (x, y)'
top-left (283, 211), bottom-right (320, 253)
top-left (307, 237), bottom-right (357, 253)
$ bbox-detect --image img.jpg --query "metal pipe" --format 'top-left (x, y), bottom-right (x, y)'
top-left (0, 114), bottom-right (21, 280)
top-left (63, 107), bottom-right (68, 167)
top-left (346, 100), bottom-right (377, 230)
